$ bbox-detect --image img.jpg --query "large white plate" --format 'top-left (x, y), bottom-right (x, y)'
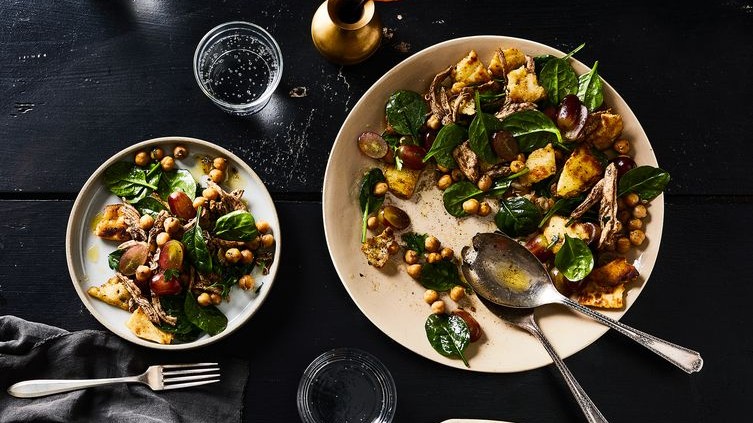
top-left (66, 136), bottom-right (281, 350)
top-left (322, 36), bottom-right (663, 372)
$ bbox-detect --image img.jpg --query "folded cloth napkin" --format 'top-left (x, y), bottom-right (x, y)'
top-left (0, 316), bottom-right (249, 423)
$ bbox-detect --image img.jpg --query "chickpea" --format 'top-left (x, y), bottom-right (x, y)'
top-left (197, 293), bottom-right (211, 307)
top-left (135, 265), bottom-right (152, 283)
top-left (628, 218), bottom-right (643, 230)
top-left (193, 196), bottom-right (207, 210)
top-left (613, 139), bottom-right (630, 155)
top-left (387, 241), bottom-right (400, 255)
top-left (209, 168), bottom-right (224, 183)
top-left (510, 160), bottom-right (525, 173)
top-left (164, 217), bottom-right (181, 235)
top-left (430, 300), bottom-right (446, 314)
top-left (462, 198), bottom-right (480, 215)
top-left (202, 187), bottom-right (219, 201)
top-left (629, 229), bottom-right (646, 246)
top-left (256, 220), bottom-right (271, 234)
top-left (477, 174), bottom-right (492, 192)
top-left (437, 174), bottom-right (453, 190)
top-left (156, 232), bottom-right (170, 247)
top-left (624, 192), bottom-right (641, 208)
top-left (632, 204), bottom-right (648, 219)
top-left (246, 236), bottom-right (261, 250)
top-left (261, 234), bottom-right (275, 248)
top-left (427, 252), bottom-right (442, 264)
top-left (239, 274), bottom-right (255, 290)
top-left (225, 248), bottom-right (241, 264)
top-left (616, 237), bottom-right (632, 254)
top-left (139, 214), bottom-right (154, 230)
top-left (210, 293), bottom-right (222, 305)
top-left (451, 168), bottom-right (463, 182)
top-left (423, 289), bottom-right (439, 304)
top-left (134, 151), bottom-right (150, 167)
top-left (404, 249), bottom-right (419, 265)
top-left (213, 157), bottom-right (228, 171)
top-left (406, 264), bottom-right (422, 279)
top-left (366, 216), bottom-right (379, 230)
top-left (173, 145), bottom-right (188, 159)
top-left (373, 181), bottom-right (388, 196)
top-left (240, 249), bottom-right (254, 264)
top-left (150, 147), bottom-right (164, 161)
top-left (478, 202), bottom-right (491, 217)
top-left (440, 247), bottom-right (454, 260)
top-left (449, 285), bottom-right (465, 302)
top-left (160, 156), bottom-right (175, 172)
top-left (427, 114), bottom-right (441, 130)
top-left (424, 236), bottom-right (440, 253)
top-left (617, 210), bottom-right (631, 224)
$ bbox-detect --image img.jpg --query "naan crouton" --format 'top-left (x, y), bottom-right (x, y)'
top-left (361, 228), bottom-right (395, 268)
top-left (577, 281), bottom-right (626, 309)
top-left (451, 50), bottom-right (491, 93)
top-left (126, 308), bottom-right (174, 344)
top-left (87, 275), bottom-right (131, 311)
top-left (94, 204), bottom-right (131, 241)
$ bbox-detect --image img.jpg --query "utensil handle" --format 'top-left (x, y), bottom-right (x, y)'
top-left (7, 376), bottom-right (139, 398)
top-left (527, 325), bottom-right (609, 423)
top-left (560, 297), bottom-right (703, 374)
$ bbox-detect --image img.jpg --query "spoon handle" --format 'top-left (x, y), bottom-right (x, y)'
top-left (560, 297), bottom-right (703, 373)
top-left (524, 324), bottom-right (609, 423)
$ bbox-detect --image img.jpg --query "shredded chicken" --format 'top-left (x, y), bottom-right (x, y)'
top-left (122, 204), bottom-right (147, 241)
top-left (452, 141), bottom-right (481, 183)
top-left (425, 65), bottom-right (454, 125)
top-left (117, 273), bottom-right (160, 323)
top-left (495, 98), bottom-right (537, 120)
top-left (146, 210), bottom-right (169, 250)
top-left (151, 294), bottom-right (177, 326)
top-left (206, 180), bottom-right (247, 216)
top-left (569, 163), bottom-right (619, 250)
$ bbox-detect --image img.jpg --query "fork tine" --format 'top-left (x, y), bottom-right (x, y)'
top-left (161, 379), bottom-right (220, 390)
top-left (164, 374), bottom-right (221, 383)
top-left (163, 367), bottom-right (220, 377)
top-left (160, 362), bottom-right (218, 369)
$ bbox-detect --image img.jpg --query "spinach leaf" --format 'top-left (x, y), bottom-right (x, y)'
top-left (385, 90), bottom-right (427, 139)
top-left (182, 210), bottom-right (213, 274)
top-left (104, 161), bottom-right (159, 200)
top-left (554, 235), bottom-right (594, 282)
top-left (577, 61), bottom-right (603, 112)
top-left (534, 43), bottom-right (585, 77)
top-left (501, 110), bottom-right (562, 153)
top-left (538, 195), bottom-right (585, 228)
top-left (402, 232), bottom-right (427, 255)
top-left (156, 294), bottom-right (202, 342)
top-left (423, 123), bottom-right (467, 169)
top-left (485, 168), bottom-right (531, 198)
top-left (425, 313), bottom-right (471, 367)
top-left (494, 196), bottom-right (541, 237)
top-left (107, 249), bottom-right (124, 271)
top-left (420, 260), bottom-right (462, 292)
top-left (359, 168), bottom-right (387, 242)
top-left (468, 92), bottom-right (503, 163)
top-left (214, 210), bottom-right (258, 241)
top-left (382, 132), bottom-right (403, 170)
top-left (133, 196), bottom-right (168, 218)
top-left (540, 58), bottom-right (578, 106)
top-left (442, 181), bottom-right (482, 217)
top-left (617, 166), bottom-right (671, 201)
top-left (158, 169), bottom-right (197, 200)
top-left (184, 291), bottom-right (227, 336)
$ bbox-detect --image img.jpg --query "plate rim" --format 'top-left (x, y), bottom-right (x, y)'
top-left (322, 35), bottom-right (664, 372)
top-left (65, 135), bottom-right (282, 350)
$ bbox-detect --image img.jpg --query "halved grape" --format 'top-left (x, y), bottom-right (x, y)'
top-left (118, 243), bottom-right (149, 276)
top-left (397, 145), bottom-right (427, 170)
top-left (357, 132), bottom-right (389, 159)
top-left (381, 205), bottom-right (410, 230)
top-left (609, 155), bottom-right (636, 179)
top-left (158, 239), bottom-right (185, 271)
top-left (150, 271), bottom-right (182, 296)
top-left (168, 191), bottom-right (196, 220)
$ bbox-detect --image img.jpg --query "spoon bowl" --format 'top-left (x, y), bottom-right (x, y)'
top-left (461, 232), bottom-right (703, 374)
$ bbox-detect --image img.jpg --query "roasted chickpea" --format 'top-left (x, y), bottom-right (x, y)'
top-left (156, 232), bottom-right (171, 247)
top-left (135, 265), bottom-right (152, 283)
top-left (225, 248), bottom-right (241, 264)
top-left (618, 210), bottom-right (631, 223)
top-left (613, 139), bottom-right (630, 155)
top-left (437, 174), bottom-right (453, 190)
top-left (209, 168), bottom-right (224, 183)
top-left (246, 236), bottom-right (261, 250)
top-left (139, 214), bottom-right (154, 230)
top-left (624, 192), bottom-right (641, 208)
top-left (430, 300), bottom-right (446, 314)
top-left (173, 145), bottom-right (188, 159)
top-left (440, 247), bottom-right (454, 260)
top-left (478, 202), bottom-right (491, 217)
top-left (150, 147), bottom-right (164, 161)
top-left (202, 187), bottom-right (219, 201)
top-left (632, 204), bottom-right (648, 219)
top-left (628, 218), bottom-right (643, 230)
top-left (239, 274), bottom-right (255, 290)
top-left (164, 217), bottom-right (181, 235)
top-left (213, 157), bottom-right (228, 171)
top-left (160, 156), bottom-right (175, 172)
top-left (629, 229), bottom-right (646, 246)
top-left (366, 216), bottom-right (379, 230)
top-left (451, 168), bottom-right (463, 181)
top-left (477, 174), bottom-right (492, 192)
top-left (406, 264), bottom-right (422, 279)
top-left (510, 160), bottom-right (525, 173)
top-left (373, 181), bottom-right (388, 196)
top-left (449, 285), bottom-right (465, 302)
top-left (210, 293), bottom-right (222, 305)
top-left (197, 292), bottom-right (211, 306)
top-left (387, 241), bottom-right (400, 255)
top-left (261, 234), bottom-right (275, 248)
top-left (423, 289), bottom-right (439, 304)
top-left (134, 151), bottom-right (150, 167)
top-left (424, 236), bottom-right (440, 253)
top-left (462, 198), bottom-right (480, 215)
top-left (427, 252), bottom-right (442, 263)
top-left (193, 196), bottom-right (207, 210)
top-left (404, 250), bottom-right (419, 265)
top-left (256, 220), bottom-right (271, 234)
top-left (616, 237), bottom-right (631, 254)
top-left (240, 249), bottom-right (254, 264)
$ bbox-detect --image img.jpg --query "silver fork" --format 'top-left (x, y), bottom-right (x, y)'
top-left (7, 362), bottom-right (220, 398)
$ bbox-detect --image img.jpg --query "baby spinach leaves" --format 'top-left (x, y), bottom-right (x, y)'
top-left (420, 260), bottom-right (463, 292)
top-left (157, 294), bottom-right (202, 343)
top-left (423, 123), bottom-right (467, 169)
top-left (402, 232), bottom-right (428, 255)
top-left (214, 210), bottom-right (258, 241)
top-left (359, 168), bottom-right (386, 242)
top-left (577, 61), bottom-right (603, 112)
top-left (554, 235), bottom-right (594, 282)
top-left (538, 195), bottom-right (585, 228)
top-left (107, 249), bottom-right (125, 271)
top-left (104, 161), bottom-right (160, 202)
top-left (617, 166), bottom-right (671, 201)
top-left (385, 90), bottom-right (427, 139)
top-left (158, 169), bottom-right (197, 201)
top-left (442, 181), bottom-right (482, 217)
top-left (469, 92), bottom-right (504, 163)
top-left (425, 313), bottom-right (471, 367)
top-left (184, 290), bottom-right (228, 336)
top-left (501, 110), bottom-right (562, 153)
top-left (494, 196), bottom-right (541, 237)
top-left (182, 209), bottom-right (213, 274)
top-left (540, 58), bottom-right (578, 106)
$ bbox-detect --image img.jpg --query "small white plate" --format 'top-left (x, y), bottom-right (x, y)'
top-left (322, 36), bottom-right (663, 372)
top-left (66, 136), bottom-right (281, 349)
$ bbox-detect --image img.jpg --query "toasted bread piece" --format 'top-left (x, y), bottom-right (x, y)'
top-left (126, 308), bottom-right (174, 344)
top-left (577, 281), bottom-right (625, 309)
top-left (87, 276), bottom-right (131, 311)
top-left (95, 204), bottom-right (130, 241)
top-left (451, 50), bottom-right (491, 93)
top-left (506, 66), bottom-right (546, 103)
top-left (361, 228), bottom-right (395, 268)
top-left (520, 143), bottom-right (556, 185)
top-left (384, 166), bottom-right (422, 199)
top-left (556, 145), bottom-right (604, 198)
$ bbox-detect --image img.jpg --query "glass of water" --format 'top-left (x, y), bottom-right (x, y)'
top-left (193, 21), bottom-right (283, 116)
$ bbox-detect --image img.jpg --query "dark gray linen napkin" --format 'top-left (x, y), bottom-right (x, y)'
top-left (0, 315), bottom-right (248, 423)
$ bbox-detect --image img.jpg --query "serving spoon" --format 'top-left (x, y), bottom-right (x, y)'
top-left (477, 297), bottom-right (608, 423)
top-left (461, 232), bottom-right (703, 374)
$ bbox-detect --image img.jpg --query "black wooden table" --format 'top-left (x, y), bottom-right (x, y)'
top-left (1, 1), bottom-right (751, 422)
